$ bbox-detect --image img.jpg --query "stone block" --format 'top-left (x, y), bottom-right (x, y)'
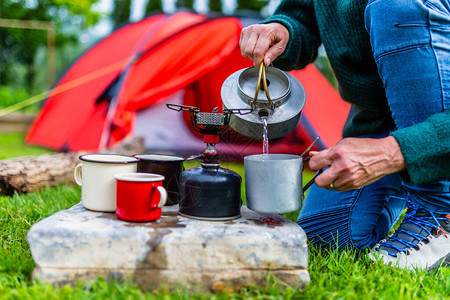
top-left (27, 203), bottom-right (309, 292)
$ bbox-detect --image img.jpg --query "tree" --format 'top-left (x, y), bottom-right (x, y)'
top-left (209, 0), bottom-right (222, 12)
top-left (237, 0), bottom-right (269, 11)
top-left (0, 0), bottom-right (102, 93)
top-left (111, 0), bottom-right (132, 31)
top-left (176, 0), bottom-right (195, 9)
top-left (145, 0), bottom-right (163, 14)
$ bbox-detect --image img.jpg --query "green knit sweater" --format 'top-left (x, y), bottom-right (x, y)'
top-left (263, 0), bottom-right (450, 185)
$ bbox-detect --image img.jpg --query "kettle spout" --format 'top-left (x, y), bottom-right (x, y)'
top-left (258, 108), bottom-right (270, 120)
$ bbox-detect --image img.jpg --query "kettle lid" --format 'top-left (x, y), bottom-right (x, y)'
top-left (238, 66), bottom-right (290, 107)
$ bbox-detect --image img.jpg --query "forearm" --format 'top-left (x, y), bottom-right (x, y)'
top-left (391, 108), bottom-right (450, 185)
top-left (262, 0), bottom-right (321, 70)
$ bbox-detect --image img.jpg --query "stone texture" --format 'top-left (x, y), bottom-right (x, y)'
top-left (27, 203), bottom-right (309, 292)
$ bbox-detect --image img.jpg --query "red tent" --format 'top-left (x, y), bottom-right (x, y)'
top-left (26, 12), bottom-right (349, 158)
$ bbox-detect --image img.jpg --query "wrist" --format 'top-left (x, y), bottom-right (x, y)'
top-left (382, 136), bottom-right (406, 173)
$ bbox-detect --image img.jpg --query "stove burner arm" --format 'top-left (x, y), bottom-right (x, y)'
top-left (166, 103), bottom-right (204, 133)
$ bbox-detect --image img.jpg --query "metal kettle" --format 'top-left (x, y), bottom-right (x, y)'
top-left (221, 63), bottom-right (306, 140)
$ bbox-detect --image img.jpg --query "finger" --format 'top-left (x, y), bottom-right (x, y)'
top-left (239, 28), bottom-right (252, 58)
top-left (239, 28), bottom-right (245, 49)
top-left (240, 27), bottom-right (261, 61)
top-left (251, 34), bottom-right (273, 67)
top-left (308, 149), bottom-right (332, 171)
top-left (309, 151), bottom-right (319, 156)
top-left (330, 173), bottom-right (354, 191)
top-left (329, 177), bottom-right (344, 191)
top-left (334, 173), bottom-right (385, 192)
top-left (264, 41), bottom-right (286, 66)
top-left (239, 28), bottom-right (246, 51)
top-left (242, 33), bottom-right (265, 66)
top-left (313, 165), bottom-right (338, 188)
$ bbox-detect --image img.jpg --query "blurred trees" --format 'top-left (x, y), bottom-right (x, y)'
top-left (0, 0), bottom-right (102, 109)
top-left (111, 0), bottom-right (270, 29)
top-left (109, 0), bottom-right (336, 90)
top-left (209, 0), bottom-right (223, 12)
top-left (1, 0), bottom-right (336, 113)
top-left (145, 0), bottom-right (163, 13)
top-left (111, 0), bottom-right (132, 30)
top-left (1, 0), bottom-right (273, 94)
top-left (177, 0), bottom-right (196, 9)
top-left (236, 0), bottom-right (270, 11)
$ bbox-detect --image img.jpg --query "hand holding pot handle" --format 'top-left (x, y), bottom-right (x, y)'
top-left (308, 137), bottom-right (406, 191)
top-left (240, 23), bottom-right (290, 67)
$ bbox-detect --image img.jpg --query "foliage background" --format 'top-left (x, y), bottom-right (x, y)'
top-left (0, 0), bottom-right (336, 113)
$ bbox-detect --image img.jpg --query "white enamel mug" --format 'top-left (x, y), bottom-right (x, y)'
top-left (74, 154), bottom-right (139, 212)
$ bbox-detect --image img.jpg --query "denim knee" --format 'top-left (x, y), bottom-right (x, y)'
top-left (365, 0), bottom-right (450, 128)
top-left (365, 0), bottom-right (430, 60)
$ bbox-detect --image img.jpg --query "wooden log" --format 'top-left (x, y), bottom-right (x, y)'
top-left (0, 136), bottom-right (146, 196)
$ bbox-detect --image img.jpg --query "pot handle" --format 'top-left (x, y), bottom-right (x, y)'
top-left (253, 62), bottom-right (273, 108)
top-left (300, 137), bottom-right (321, 193)
top-left (303, 168), bottom-right (323, 193)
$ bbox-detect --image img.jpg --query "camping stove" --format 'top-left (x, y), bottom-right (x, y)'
top-left (167, 104), bottom-right (252, 220)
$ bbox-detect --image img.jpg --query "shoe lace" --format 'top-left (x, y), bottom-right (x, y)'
top-left (377, 196), bottom-right (449, 257)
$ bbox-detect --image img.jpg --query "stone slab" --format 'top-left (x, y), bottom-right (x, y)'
top-left (27, 203), bottom-right (309, 292)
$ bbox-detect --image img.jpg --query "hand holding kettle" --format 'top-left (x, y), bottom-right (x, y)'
top-left (308, 137), bottom-right (406, 191)
top-left (240, 23), bottom-right (290, 67)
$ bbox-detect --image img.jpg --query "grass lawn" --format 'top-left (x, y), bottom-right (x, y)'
top-left (0, 133), bottom-right (449, 299)
top-left (0, 133), bottom-right (53, 160)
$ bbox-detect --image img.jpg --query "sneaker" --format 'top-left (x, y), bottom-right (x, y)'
top-left (369, 201), bottom-right (450, 271)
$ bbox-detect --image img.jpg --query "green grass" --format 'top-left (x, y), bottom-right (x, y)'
top-left (0, 134), bottom-right (449, 299)
top-left (0, 133), bottom-right (53, 160)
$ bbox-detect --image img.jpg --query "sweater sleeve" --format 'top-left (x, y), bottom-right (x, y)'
top-left (261, 0), bottom-right (321, 70)
top-left (390, 108), bottom-right (450, 185)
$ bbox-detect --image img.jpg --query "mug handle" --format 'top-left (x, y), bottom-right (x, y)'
top-left (155, 186), bottom-right (167, 208)
top-left (74, 164), bottom-right (83, 186)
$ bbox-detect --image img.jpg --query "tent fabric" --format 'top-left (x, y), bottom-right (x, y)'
top-left (26, 14), bottom-right (173, 151)
top-left (26, 12), bottom-right (350, 157)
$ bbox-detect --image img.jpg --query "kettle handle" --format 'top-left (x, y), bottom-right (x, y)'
top-left (253, 62), bottom-right (273, 107)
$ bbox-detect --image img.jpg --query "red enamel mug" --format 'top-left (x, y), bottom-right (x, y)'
top-left (114, 173), bottom-right (167, 222)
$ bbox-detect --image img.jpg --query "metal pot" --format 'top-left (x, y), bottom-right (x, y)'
top-left (244, 154), bottom-right (320, 214)
top-left (221, 64), bottom-right (306, 140)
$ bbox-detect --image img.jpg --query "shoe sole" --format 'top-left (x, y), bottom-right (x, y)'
top-left (428, 252), bottom-right (450, 272)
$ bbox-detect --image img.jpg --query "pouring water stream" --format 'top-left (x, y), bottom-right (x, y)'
top-left (261, 115), bottom-right (269, 156)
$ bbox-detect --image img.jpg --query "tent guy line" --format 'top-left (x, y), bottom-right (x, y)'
top-left (0, 57), bottom-right (132, 118)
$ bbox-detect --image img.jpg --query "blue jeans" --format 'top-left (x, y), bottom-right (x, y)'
top-left (298, 0), bottom-right (450, 250)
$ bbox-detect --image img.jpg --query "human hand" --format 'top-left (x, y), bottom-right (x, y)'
top-left (239, 23), bottom-right (290, 67)
top-left (308, 136), bottom-right (406, 191)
